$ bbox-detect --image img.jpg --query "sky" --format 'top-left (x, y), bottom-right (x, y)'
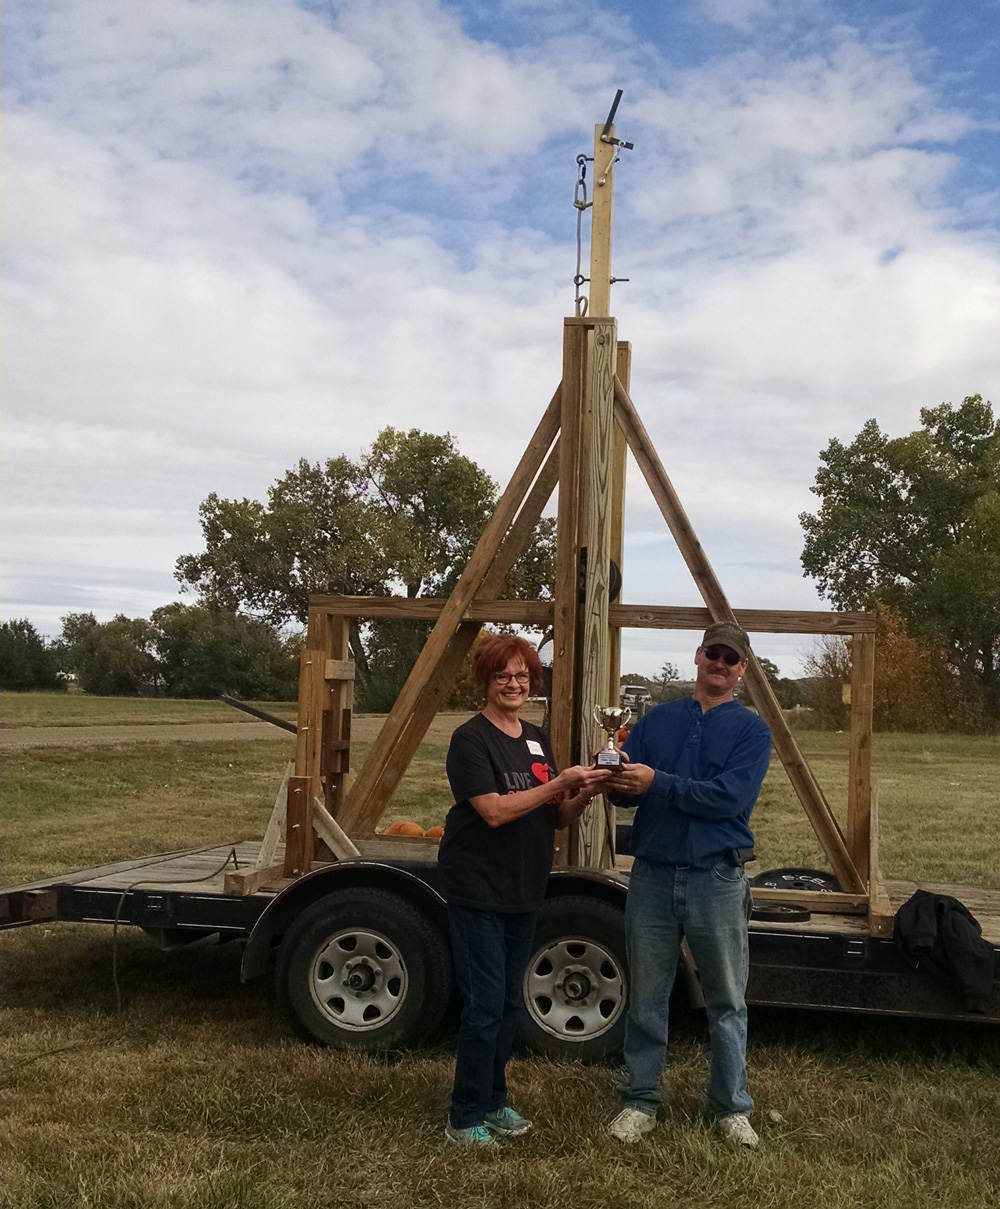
top-left (3, 0), bottom-right (999, 679)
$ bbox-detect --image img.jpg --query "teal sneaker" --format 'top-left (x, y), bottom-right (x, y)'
top-left (444, 1123), bottom-right (496, 1147)
top-left (483, 1106), bottom-right (533, 1137)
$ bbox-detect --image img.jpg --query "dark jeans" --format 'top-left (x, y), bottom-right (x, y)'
top-left (447, 903), bottom-right (537, 1129)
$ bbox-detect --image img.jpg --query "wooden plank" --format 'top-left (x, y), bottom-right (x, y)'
top-left (609, 604), bottom-right (875, 635)
top-left (614, 377), bottom-right (865, 895)
top-left (608, 341), bottom-right (630, 700)
top-left (312, 797), bottom-right (361, 860)
top-left (551, 324), bottom-right (587, 784)
top-left (283, 776), bottom-right (313, 878)
top-left (325, 659), bottom-right (355, 681)
top-left (294, 648), bottom-right (328, 791)
top-left (577, 320), bottom-right (617, 869)
top-left (323, 615), bottom-right (353, 823)
top-left (307, 596), bottom-right (554, 625)
top-left (868, 788), bottom-right (895, 936)
top-left (337, 391), bottom-right (562, 834)
top-left (255, 761), bottom-right (291, 870)
top-left (224, 862), bottom-right (285, 897)
top-left (848, 630), bottom-right (875, 884)
top-left (305, 597), bottom-right (872, 634)
top-left (750, 888), bottom-right (869, 913)
top-left (588, 122), bottom-right (617, 317)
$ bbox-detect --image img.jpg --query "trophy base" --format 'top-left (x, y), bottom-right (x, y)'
top-left (595, 749), bottom-right (624, 769)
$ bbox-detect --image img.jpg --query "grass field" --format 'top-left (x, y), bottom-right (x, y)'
top-left (1, 693), bottom-right (299, 728)
top-left (2, 694), bottom-right (999, 1208)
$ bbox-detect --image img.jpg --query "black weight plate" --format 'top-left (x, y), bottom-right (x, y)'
top-left (751, 867), bottom-right (841, 893)
top-left (750, 903), bottom-right (812, 923)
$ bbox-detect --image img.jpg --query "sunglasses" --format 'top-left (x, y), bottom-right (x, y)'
top-left (702, 645), bottom-right (743, 667)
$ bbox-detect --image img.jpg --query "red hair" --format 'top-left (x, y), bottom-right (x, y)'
top-left (472, 634), bottom-right (543, 691)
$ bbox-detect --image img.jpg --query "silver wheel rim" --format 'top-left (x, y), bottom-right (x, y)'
top-left (524, 935), bottom-right (626, 1042)
top-left (308, 927), bottom-right (408, 1032)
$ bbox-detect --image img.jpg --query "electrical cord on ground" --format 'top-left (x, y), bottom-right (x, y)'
top-left (7, 847), bottom-right (243, 1074)
top-left (111, 846), bottom-right (241, 1013)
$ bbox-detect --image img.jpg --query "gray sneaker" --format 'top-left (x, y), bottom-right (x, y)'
top-left (717, 1114), bottom-right (758, 1148)
top-left (444, 1123), bottom-right (496, 1147)
top-left (609, 1107), bottom-right (657, 1143)
top-left (483, 1106), bottom-right (532, 1136)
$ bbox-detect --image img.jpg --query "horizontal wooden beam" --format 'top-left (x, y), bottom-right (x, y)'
top-left (610, 604), bottom-right (875, 635)
top-left (309, 595), bottom-right (554, 625)
top-left (750, 888), bottom-right (869, 913)
top-left (307, 594), bottom-right (874, 636)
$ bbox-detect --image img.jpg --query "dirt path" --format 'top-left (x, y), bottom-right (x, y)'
top-left (1, 714), bottom-right (477, 750)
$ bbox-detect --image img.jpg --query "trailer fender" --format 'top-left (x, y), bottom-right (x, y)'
top-left (544, 867), bottom-right (629, 909)
top-left (241, 861), bottom-right (447, 982)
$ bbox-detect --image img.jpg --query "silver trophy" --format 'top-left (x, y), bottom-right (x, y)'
top-left (593, 705), bottom-right (632, 768)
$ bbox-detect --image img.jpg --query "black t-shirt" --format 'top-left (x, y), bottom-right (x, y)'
top-left (437, 712), bottom-right (560, 912)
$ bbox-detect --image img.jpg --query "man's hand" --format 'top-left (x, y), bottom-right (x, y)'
top-left (602, 753), bottom-right (655, 797)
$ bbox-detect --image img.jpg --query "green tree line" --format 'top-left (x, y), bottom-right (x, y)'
top-left (800, 395), bottom-right (999, 731)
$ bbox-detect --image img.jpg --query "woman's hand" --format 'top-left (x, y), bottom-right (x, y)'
top-left (552, 764), bottom-right (613, 828)
top-left (553, 764), bottom-right (613, 799)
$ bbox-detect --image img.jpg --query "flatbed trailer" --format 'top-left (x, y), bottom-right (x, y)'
top-left (7, 100), bottom-right (997, 1051)
top-left (5, 832), bottom-right (998, 1060)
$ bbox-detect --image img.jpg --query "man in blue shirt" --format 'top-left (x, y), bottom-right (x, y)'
top-left (604, 621), bottom-right (771, 1148)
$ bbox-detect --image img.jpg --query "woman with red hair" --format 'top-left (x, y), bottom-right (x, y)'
top-left (438, 633), bottom-right (610, 1146)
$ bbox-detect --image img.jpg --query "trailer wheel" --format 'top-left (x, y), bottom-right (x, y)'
top-left (517, 895), bottom-right (628, 1062)
top-left (276, 889), bottom-right (451, 1051)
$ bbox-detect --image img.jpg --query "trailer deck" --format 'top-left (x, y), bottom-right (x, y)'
top-left (5, 841), bottom-right (998, 1026)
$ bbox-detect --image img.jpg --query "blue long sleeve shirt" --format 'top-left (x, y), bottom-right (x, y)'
top-left (621, 696), bottom-right (772, 868)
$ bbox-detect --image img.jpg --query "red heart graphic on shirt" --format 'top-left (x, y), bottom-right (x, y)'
top-left (531, 762), bottom-right (550, 783)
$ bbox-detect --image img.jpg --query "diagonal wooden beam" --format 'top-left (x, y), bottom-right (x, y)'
top-left (614, 377), bottom-right (864, 894)
top-left (337, 389), bottom-right (562, 834)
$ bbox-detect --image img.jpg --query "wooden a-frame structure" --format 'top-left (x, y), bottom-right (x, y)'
top-left (225, 112), bottom-right (891, 937)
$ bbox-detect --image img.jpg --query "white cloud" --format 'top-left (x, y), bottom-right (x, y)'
top-left (3, 0), bottom-right (998, 681)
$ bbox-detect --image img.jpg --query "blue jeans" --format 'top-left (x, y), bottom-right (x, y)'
top-left (621, 856), bottom-right (754, 1119)
top-left (447, 904), bottom-right (537, 1129)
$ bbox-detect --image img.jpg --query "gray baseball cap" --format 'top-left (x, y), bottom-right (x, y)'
top-left (701, 621), bottom-right (750, 661)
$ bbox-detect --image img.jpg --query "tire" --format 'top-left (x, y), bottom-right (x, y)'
top-left (517, 895), bottom-right (628, 1063)
top-left (276, 888), bottom-right (452, 1051)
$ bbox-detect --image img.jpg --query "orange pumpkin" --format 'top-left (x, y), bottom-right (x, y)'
top-left (386, 819), bottom-right (424, 836)
top-left (423, 825), bottom-right (445, 838)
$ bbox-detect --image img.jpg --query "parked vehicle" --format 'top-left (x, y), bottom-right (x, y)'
top-left (619, 684), bottom-right (652, 715)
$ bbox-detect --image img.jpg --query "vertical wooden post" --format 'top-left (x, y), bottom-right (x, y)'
top-left (848, 630), bottom-right (875, 885)
top-left (323, 615), bottom-right (353, 822)
top-left (294, 643), bottom-right (328, 797)
top-left (551, 323), bottom-right (587, 781)
top-left (609, 341), bottom-right (630, 701)
top-left (589, 125), bottom-right (617, 317)
top-left (283, 776), bottom-right (313, 878)
top-left (577, 319), bottom-right (617, 869)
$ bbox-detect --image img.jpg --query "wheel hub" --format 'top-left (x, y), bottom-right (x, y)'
top-left (344, 958), bottom-right (381, 995)
top-left (556, 965), bottom-right (595, 1005)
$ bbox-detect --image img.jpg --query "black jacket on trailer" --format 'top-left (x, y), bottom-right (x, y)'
top-left (894, 890), bottom-right (997, 1013)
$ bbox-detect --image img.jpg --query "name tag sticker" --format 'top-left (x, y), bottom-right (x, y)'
top-left (526, 739), bottom-right (545, 756)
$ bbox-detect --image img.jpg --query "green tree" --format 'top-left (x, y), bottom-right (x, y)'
top-left (58, 613), bottom-right (158, 696)
top-left (757, 655), bottom-right (802, 709)
top-left (176, 428), bottom-right (556, 709)
top-left (800, 396), bottom-right (1000, 719)
top-left (151, 603), bottom-right (299, 700)
top-left (0, 619), bottom-right (64, 691)
top-left (651, 661), bottom-right (682, 704)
